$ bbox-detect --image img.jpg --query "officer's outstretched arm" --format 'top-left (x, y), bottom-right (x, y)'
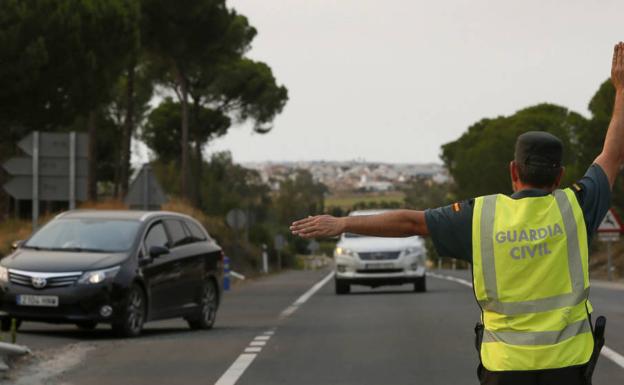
top-left (595, 42), bottom-right (624, 188)
top-left (290, 210), bottom-right (428, 239)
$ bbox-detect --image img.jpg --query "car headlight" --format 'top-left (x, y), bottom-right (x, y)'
top-left (335, 247), bottom-right (358, 258)
top-left (0, 266), bottom-right (8, 283)
top-left (78, 266), bottom-right (120, 285)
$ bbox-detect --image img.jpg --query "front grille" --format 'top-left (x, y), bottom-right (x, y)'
top-left (358, 251), bottom-right (401, 261)
top-left (9, 271), bottom-right (82, 289)
top-left (356, 268), bottom-right (403, 274)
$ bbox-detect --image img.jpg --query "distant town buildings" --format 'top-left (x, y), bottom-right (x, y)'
top-left (243, 161), bottom-right (450, 191)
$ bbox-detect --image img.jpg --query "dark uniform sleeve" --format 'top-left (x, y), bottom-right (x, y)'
top-left (573, 163), bottom-right (611, 240)
top-left (424, 200), bottom-right (474, 263)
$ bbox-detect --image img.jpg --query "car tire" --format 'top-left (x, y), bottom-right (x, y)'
top-left (76, 321), bottom-right (98, 330)
top-left (335, 279), bottom-right (350, 295)
top-left (0, 317), bottom-right (22, 332)
top-left (414, 276), bottom-right (427, 293)
top-left (112, 284), bottom-right (146, 338)
top-left (186, 280), bottom-right (218, 330)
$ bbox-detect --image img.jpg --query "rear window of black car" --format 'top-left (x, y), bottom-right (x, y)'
top-left (164, 219), bottom-right (191, 247)
top-left (184, 221), bottom-right (207, 241)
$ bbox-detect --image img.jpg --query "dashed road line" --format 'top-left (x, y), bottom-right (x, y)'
top-left (214, 353), bottom-right (258, 385)
top-left (427, 272), bottom-right (472, 288)
top-left (214, 272), bottom-right (334, 385)
top-left (601, 346), bottom-right (624, 369)
top-left (428, 271), bottom-right (624, 370)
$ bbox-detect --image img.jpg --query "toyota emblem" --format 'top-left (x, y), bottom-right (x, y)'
top-left (31, 277), bottom-right (47, 289)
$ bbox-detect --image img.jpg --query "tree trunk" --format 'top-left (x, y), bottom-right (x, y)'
top-left (177, 67), bottom-right (190, 201)
top-left (87, 110), bottom-right (98, 201)
top-left (119, 61), bottom-right (135, 199)
top-left (192, 98), bottom-right (203, 207)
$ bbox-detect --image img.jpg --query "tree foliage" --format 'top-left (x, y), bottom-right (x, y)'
top-left (441, 104), bottom-right (589, 200)
top-left (142, 98), bottom-right (230, 163)
top-left (274, 170), bottom-right (328, 225)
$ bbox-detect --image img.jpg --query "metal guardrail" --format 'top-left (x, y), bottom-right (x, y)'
top-left (0, 340), bottom-right (30, 373)
top-left (0, 342), bottom-right (30, 356)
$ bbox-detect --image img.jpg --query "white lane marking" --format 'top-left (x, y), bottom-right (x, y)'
top-left (428, 271), bottom-right (624, 370)
top-left (215, 273), bottom-right (335, 385)
top-left (215, 354), bottom-right (257, 385)
top-left (602, 346), bottom-right (624, 369)
top-left (279, 271), bottom-right (335, 319)
top-left (427, 272), bottom-right (472, 288)
top-left (279, 305), bottom-right (298, 318)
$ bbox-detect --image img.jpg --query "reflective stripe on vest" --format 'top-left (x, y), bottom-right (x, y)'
top-left (482, 318), bottom-right (591, 346)
top-left (472, 189), bottom-right (593, 371)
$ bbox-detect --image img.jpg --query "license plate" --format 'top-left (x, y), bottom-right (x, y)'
top-left (17, 295), bottom-right (59, 307)
top-left (366, 263), bottom-right (395, 270)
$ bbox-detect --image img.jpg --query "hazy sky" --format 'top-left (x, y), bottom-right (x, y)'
top-left (205, 0), bottom-right (624, 164)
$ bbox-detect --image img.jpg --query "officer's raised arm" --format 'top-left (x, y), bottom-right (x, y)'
top-left (289, 210), bottom-right (428, 239)
top-left (595, 42), bottom-right (624, 188)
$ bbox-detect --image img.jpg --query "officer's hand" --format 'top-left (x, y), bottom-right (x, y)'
top-left (290, 215), bottom-right (345, 239)
top-left (612, 42), bottom-right (624, 91)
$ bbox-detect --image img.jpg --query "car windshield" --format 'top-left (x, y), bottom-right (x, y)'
top-left (24, 218), bottom-right (141, 253)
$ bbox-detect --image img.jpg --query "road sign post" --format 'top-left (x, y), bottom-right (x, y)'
top-left (262, 244), bottom-right (269, 274)
top-left (69, 132), bottom-right (76, 210)
top-left (307, 240), bottom-right (320, 255)
top-left (32, 132), bottom-right (39, 230)
top-left (597, 209), bottom-right (624, 281)
top-left (274, 234), bottom-right (286, 270)
top-left (226, 208), bottom-right (249, 271)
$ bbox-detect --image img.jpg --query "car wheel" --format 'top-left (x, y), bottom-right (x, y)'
top-left (187, 280), bottom-right (218, 330)
top-left (335, 279), bottom-right (350, 295)
top-left (0, 317), bottom-right (22, 332)
top-left (76, 321), bottom-right (98, 330)
top-left (414, 276), bottom-right (427, 293)
top-left (112, 284), bottom-right (146, 337)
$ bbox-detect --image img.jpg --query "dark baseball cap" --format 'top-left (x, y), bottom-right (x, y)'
top-left (514, 131), bottom-right (563, 168)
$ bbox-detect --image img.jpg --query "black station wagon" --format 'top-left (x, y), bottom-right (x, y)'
top-left (0, 210), bottom-right (223, 337)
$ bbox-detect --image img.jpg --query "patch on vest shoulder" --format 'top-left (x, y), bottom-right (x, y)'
top-left (452, 202), bottom-right (461, 212)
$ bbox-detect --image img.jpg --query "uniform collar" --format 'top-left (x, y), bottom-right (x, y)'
top-left (511, 188), bottom-right (551, 200)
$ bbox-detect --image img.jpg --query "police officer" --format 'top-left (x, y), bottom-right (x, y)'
top-left (290, 42), bottom-right (624, 385)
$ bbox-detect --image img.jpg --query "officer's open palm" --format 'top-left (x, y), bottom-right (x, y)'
top-left (290, 215), bottom-right (344, 239)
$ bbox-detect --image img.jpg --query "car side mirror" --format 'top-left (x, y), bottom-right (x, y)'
top-left (11, 240), bottom-right (24, 251)
top-left (149, 245), bottom-right (169, 258)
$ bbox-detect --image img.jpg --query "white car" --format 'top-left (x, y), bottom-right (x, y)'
top-left (333, 210), bottom-right (427, 294)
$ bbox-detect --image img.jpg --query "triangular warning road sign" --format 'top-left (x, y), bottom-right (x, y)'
top-left (598, 209), bottom-right (623, 233)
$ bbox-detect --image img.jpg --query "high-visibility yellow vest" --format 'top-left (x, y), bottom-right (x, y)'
top-left (472, 189), bottom-right (594, 371)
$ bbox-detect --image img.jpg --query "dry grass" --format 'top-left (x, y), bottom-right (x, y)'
top-left (589, 238), bottom-right (624, 282)
top-left (325, 191), bottom-right (405, 210)
top-left (78, 199), bottom-right (128, 210)
top-left (0, 218), bottom-right (33, 256)
top-left (0, 198), bottom-right (262, 275)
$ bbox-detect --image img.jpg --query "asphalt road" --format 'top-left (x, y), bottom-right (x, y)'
top-left (3, 268), bottom-right (624, 385)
